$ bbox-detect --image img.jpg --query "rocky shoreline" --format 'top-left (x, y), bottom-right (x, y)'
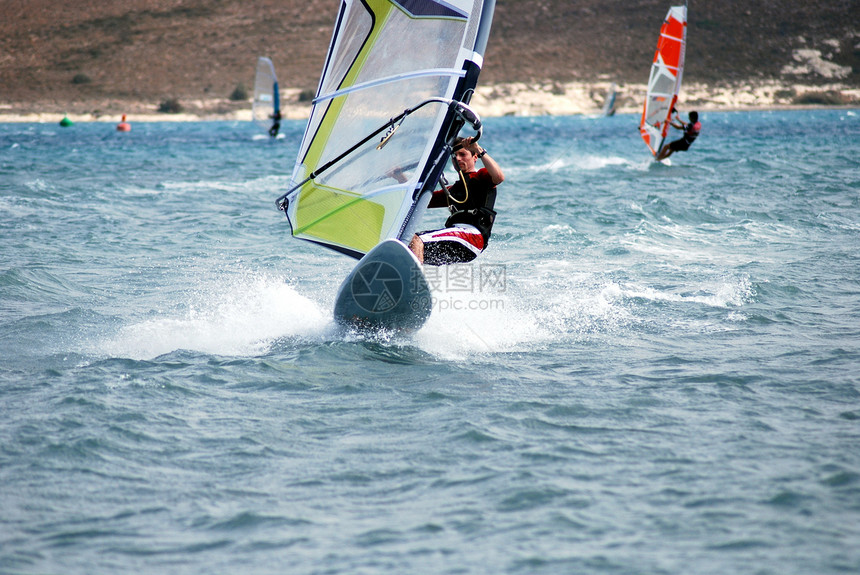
top-left (2, 80), bottom-right (857, 124)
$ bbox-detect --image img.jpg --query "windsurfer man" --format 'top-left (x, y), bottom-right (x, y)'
top-left (409, 136), bottom-right (504, 266)
top-left (269, 110), bottom-right (282, 138)
top-left (657, 110), bottom-right (700, 161)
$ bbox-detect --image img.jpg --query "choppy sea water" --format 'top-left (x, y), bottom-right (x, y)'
top-left (1, 110), bottom-right (859, 574)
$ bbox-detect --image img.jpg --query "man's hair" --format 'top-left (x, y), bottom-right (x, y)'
top-left (689, 111), bottom-right (698, 122)
top-left (452, 137), bottom-right (479, 155)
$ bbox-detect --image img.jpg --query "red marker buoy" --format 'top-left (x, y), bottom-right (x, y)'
top-left (116, 114), bottom-right (131, 132)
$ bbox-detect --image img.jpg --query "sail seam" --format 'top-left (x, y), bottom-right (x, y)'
top-left (314, 68), bottom-right (467, 104)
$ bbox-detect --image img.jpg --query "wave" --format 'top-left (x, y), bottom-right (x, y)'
top-left (97, 271), bottom-right (330, 360)
top-left (524, 154), bottom-right (636, 173)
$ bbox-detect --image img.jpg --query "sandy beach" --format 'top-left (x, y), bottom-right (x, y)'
top-left (1, 81), bottom-right (857, 124)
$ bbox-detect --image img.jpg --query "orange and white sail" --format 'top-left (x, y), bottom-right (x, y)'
top-left (640, 4), bottom-right (687, 156)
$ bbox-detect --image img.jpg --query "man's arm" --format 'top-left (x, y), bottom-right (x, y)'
top-left (476, 146), bottom-right (504, 185)
top-left (668, 109), bottom-right (685, 130)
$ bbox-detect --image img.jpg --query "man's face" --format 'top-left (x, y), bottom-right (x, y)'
top-left (453, 147), bottom-right (476, 172)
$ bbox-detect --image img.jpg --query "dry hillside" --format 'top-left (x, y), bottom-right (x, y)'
top-left (1, 0), bottom-right (857, 113)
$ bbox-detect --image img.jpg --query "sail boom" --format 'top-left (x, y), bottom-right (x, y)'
top-left (276, 96), bottom-right (479, 213)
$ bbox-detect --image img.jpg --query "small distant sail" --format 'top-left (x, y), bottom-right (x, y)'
top-left (640, 5), bottom-right (687, 156)
top-left (276, 0), bottom-right (496, 259)
top-left (602, 83), bottom-right (618, 117)
top-left (253, 57), bottom-right (280, 132)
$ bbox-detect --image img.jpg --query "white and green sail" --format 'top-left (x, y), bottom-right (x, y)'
top-left (277, 0), bottom-right (496, 258)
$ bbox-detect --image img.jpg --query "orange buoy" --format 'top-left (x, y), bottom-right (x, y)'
top-left (116, 114), bottom-right (131, 132)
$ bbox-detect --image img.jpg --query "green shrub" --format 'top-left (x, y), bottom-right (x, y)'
top-left (229, 83), bottom-right (248, 101)
top-left (696, 19), bottom-right (722, 31)
top-left (158, 98), bottom-right (183, 113)
top-left (793, 91), bottom-right (846, 106)
top-left (72, 73), bottom-right (92, 85)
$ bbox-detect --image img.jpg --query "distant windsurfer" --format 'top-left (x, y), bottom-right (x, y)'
top-left (409, 136), bottom-right (504, 265)
top-left (269, 110), bottom-right (282, 138)
top-left (657, 109), bottom-right (700, 161)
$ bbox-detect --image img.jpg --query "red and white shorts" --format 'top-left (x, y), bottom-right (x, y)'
top-left (418, 224), bottom-right (485, 266)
